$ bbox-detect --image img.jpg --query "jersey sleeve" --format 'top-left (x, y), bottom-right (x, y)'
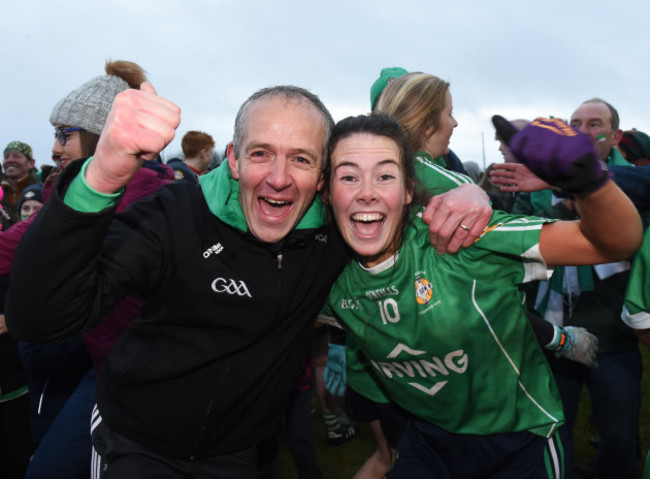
top-left (622, 232), bottom-right (650, 329)
top-left (414, 157), bottom-right (474, 196)
top-left (317, 295), bottom-right (344, 329)
top-left (466, 210), bottom-right (554, 284)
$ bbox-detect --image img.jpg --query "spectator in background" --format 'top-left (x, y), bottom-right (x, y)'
top-left (0, 182), bottom-right (32, 478)
top-left (0, 175), bottom-right (88, 460)
top-left (369, 67), bottom-right (409, 112)
top-left (17, 184), bottom-right (44, 222)
top-left (479, 163), bottom-right (516, 212)
top-left (371, 67), bottom-right (468, 175)
top-left (491, 133), bottom-right (650, 215)
top-left (375, 71), bottom-right (470, 177)
top-left (168, 130), bottom-right (215, 184)
top-left (18, 331), bottom-right (92, 451)
top-left (462, 160), bottom-right (481, 183)
top-left (618, 129), bottom-right (650, 166)
top-left (494, 98), bottom-right (642, 478)
top-left (37, 164), bottom-right (55, 183)
top-left (622, 231), bottom-right (650, 348)
top-left (16, 59), bottom-right (174, 479)
top-left (1, 141), bottom-right (41, 229)
top-left (479, 119), bottom-right (532, 213)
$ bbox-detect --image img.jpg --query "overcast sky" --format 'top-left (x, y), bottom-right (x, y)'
top-left (2, 0), bottom-right (649, 170)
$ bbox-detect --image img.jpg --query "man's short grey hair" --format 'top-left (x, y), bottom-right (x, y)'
top-left (581, 97), bottom-right (620, 131)
top-left (232, 85), bottom-right (334, 170)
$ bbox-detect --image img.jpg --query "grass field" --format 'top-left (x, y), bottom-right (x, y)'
top-left (276, 346), bottom-right (650, 478)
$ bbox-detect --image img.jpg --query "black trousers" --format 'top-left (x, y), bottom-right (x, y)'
top-left (91, 406), bottom-right (258, 479)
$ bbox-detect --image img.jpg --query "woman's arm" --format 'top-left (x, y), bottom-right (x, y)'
top-left (540, 181), bottom-right (642, 266)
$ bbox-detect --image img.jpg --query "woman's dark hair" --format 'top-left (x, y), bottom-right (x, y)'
top-left (79, 130), bottom-right (100, 158)
top-left (325, 113), bottom-right (427, 255)
top-left (325, 113), bottom-right (414, 188)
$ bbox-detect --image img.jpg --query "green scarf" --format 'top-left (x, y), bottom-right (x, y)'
top-left (608, 147), bottom-right (632, 166)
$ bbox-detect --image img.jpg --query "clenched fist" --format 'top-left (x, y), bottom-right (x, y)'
top-left (86, 83), bottom-right (181, 194)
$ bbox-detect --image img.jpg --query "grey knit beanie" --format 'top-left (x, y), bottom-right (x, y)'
top-left (49, 74), bottom-right (130, 135)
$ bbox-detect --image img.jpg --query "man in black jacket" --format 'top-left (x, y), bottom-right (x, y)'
top-left (7, 83), bottom-right (491, 478)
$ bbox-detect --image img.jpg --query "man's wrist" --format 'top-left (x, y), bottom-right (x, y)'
top-left (64, 158), bottom-right (122, 212)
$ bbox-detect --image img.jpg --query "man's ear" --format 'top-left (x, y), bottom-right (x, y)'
top-left (320, 187), bottom-right (330, 205)
top-left (226, 143), bottom-right (239, 180)
top-left (612, 129), bottom-right (623, 146)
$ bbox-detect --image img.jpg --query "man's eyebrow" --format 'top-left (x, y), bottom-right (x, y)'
top-left (289, 147), bottom-right (319, 159)
top-left (245, 142), bottom-right (319, 159)
top-left (571, 117), bottom-right (603, 124)
top-left (244, 142), bottom-right (272, 152)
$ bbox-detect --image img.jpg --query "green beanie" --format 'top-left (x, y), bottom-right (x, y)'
top-left (369, 67), bottom-right (408, 110)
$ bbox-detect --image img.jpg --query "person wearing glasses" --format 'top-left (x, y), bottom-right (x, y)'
top-left (1, 141), bottom-right (40, 229)
top-left (46, 60), bottom-right (147, 188)
top-left (50, 127), bottom-right (87, 168)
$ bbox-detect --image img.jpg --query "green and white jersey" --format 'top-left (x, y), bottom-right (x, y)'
top-left (622, 232), bottom-right (650, 329)
top-left (320, 210), bottom-right (564, 438)
top-left (343, 155), bottom-right (475, 405)
top-left (345, 334), bottom-right (392, 403)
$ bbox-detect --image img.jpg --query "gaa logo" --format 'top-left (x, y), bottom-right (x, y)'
top-left (414, 276), bottom-right (433, 305)
top-left (211, 278), bottom-right (252, 297)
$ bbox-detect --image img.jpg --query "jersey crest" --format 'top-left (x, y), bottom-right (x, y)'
top-left (414, 276), bottom-right (433, 305)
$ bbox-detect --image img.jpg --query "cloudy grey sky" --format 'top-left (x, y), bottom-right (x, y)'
top-left (2, 0), bottom-right (649, 169)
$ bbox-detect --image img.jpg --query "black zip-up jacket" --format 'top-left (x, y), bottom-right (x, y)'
top-left (7, 160), bottom-right (348, 458)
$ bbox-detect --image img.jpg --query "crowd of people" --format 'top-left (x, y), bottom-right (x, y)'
top-left (0, 60), bottom-right (648, 479)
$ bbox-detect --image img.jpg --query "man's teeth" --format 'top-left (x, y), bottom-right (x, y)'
top-left (352, 213), bottom-right (383, 222)
top-left (264, 198), bottom-right (289, 206)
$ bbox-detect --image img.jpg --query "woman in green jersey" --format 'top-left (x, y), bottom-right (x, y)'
top-left (319, 113), bottom-right (642, 478)
top-left (374, 72), bottom-right (458, 175)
